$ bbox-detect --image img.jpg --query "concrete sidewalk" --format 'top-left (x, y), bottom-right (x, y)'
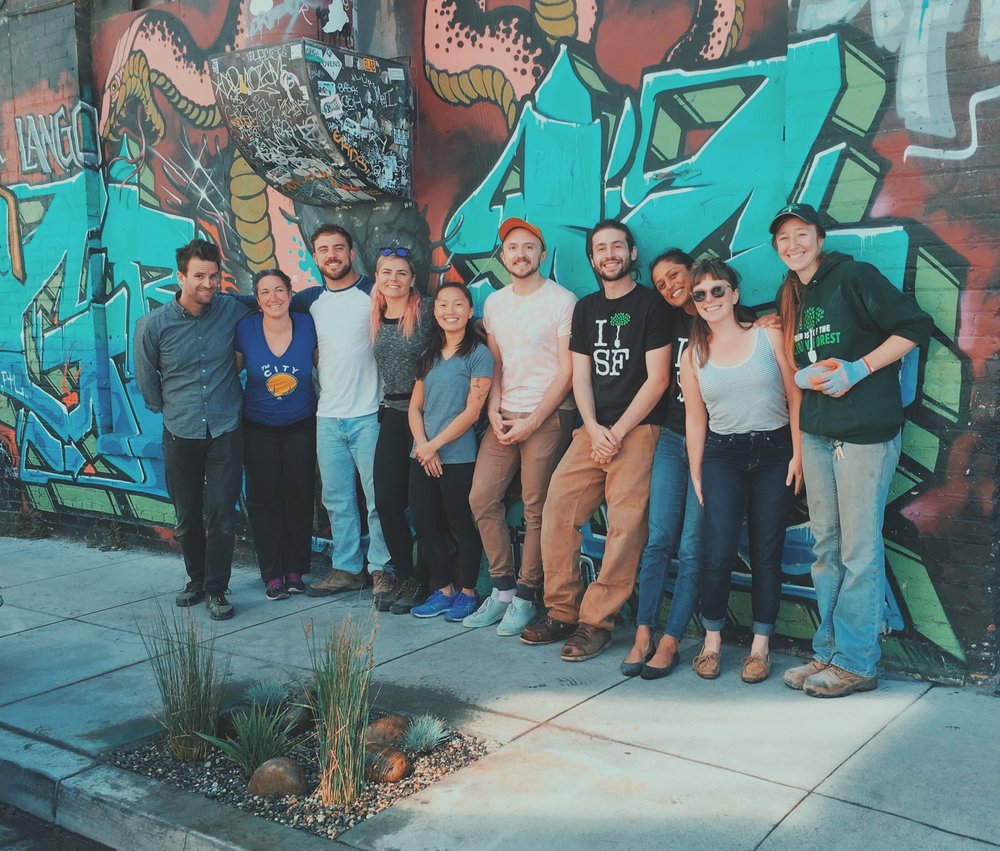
top-left (0, 536), bottom-right (996, 850)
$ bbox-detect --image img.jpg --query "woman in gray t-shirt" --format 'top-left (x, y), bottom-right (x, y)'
top-left (408, 283), bottom-right (494, 624)
top-left (370, 248), bottom-right (434, 614)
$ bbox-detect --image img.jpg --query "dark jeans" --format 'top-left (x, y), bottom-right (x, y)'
top-left (243, 417), bottom-right (317, 584)
top-left (373, 407), bottom-right (416, 578)
top-left (700, 425), bottom-right (794, 637)
top-left (162, 425), bottom-right (243, 595)
top-left (408, 459), bottom-right (482, 590)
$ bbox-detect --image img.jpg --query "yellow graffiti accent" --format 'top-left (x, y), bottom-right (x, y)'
top-left (229, 151), bottom-right (276, 273)
top-left (331, 129), bottom-right (371, 175)
top-left (532, 0), bottom-right (579, 42)
top-left (424, 64), bottom-right (518, 129)
top-left (102, 51), bottom-right (166, 144)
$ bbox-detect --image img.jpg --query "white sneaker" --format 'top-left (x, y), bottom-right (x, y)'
top-left (497, 596), bottom-right (538, 636)
top-left (462, 588), bottom-right (510, 628)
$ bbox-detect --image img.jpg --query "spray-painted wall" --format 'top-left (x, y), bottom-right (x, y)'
top-left (0, 0), bottom-right (997, 682)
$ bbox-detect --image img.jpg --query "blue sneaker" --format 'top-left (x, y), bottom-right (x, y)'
top-left (411, 588), bottom-right (457, 618)
top-left (445, 592), bottom-right (478, 623)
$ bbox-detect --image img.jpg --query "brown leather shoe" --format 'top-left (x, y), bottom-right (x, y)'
top-left (782, 659), bottom-right (830, 690)
top-left (520, 616), bottom-right (576, 645)
top-left (371, 570), bottom-right (398, 611)
top-left (803, 665), bottom-right (877, 698)
top-left (740, 653), bottom-right (770, 684)
top-left (561, 624), bottom-right (612, 662)
top-left (305, 568), bottom-right (365, 597)
top-left (692, 648), bottom-right (721, 679)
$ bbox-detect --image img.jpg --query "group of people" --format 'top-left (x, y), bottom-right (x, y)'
top-left (134, 201), bottom-right (931, 699)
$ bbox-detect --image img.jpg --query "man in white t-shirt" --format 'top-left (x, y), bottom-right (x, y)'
top-left (299, 224), bottom-right (393, 598)
top-left (465, 217), bottom-right (576, 635)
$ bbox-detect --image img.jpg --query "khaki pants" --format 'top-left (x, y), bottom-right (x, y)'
top-left (540, 424), bottom-right (659, 631)
top-left (470, 409), bottom-right (575, 591)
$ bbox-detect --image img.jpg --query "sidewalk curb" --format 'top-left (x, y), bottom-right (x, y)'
top-left (0, 727), bottom-right (347, 849)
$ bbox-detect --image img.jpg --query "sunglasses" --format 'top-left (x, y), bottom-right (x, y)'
top-left (691, 284), bottom-right (732, 303)
top-left (379, 246), bottom-right (411, 258)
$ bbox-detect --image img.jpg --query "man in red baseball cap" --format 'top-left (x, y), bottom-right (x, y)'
top-left (465, 217), bottom-right (576, 636)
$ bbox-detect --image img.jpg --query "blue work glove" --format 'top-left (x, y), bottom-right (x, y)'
top-left (814, 357), bottom-right (872, 397)
top-left (794, 364), bottom-right (830, 390)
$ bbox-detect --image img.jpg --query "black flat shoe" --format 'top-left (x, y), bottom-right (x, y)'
top-left (641, 651), bottom-right (682, 680)
top-left (621, 645), bottom-right (656, 678)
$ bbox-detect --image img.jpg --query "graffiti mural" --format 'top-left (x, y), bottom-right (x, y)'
top-left (0, 0), bottom-right (996, 679)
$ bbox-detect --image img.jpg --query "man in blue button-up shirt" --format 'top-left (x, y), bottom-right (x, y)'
top-left (135, 239), bottom-right (253, 621)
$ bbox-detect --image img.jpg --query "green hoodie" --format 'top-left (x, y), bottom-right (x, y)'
top-left (781, 251), bottom-right (932, 444)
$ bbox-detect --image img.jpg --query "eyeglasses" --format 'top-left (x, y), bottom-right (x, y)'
top-left (691, 284), bottom-right (732, 303)
top-left (379, 246), bottom-right (412, 258)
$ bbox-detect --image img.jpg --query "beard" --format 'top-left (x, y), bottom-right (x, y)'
top-left (320, 259), bottom-right (352, 284)
top-left (506, 257), bottom-right (541, 280)
top-left (598, 256), bottom-right (635, 284)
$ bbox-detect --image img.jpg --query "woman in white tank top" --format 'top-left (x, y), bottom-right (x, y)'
top-left (679, 260), bottom-right (802, 684)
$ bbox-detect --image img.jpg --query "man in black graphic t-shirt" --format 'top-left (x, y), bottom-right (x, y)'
top-left (521, 220), bottom-right (672, 661)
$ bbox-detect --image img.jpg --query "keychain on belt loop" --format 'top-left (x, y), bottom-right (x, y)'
top-left (833, 439), bottom-right (845, 460)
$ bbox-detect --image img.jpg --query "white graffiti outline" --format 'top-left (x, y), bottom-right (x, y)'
top-left (904, 84), bottom-right (1000, 161)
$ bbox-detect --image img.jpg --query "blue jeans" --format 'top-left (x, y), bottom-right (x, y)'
top-left (316, 413), bottom-right (391, 575)
top-left (635, 428), bottom-right (704, 639)
top-left (802, 432), bottom-right (900, 678)
top-left (700, 426), bottom-right (795, 637)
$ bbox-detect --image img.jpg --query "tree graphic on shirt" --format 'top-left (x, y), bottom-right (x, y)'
top-left (610, 311), bottom-right (631, 347)
top-left (802, 306), bottom-right (825, 331)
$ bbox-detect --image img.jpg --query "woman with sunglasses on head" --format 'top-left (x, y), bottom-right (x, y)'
top-left (621, 249), bottom-right (706, 680)
top-left (770, 204), bottom-right (932, 698)
top-left (369, 246), bottom-right (436, 613)
top-left (679, 259), bottom-right (802, 683)
top-left (407, 283), bottom-right (493, 623)
top-left (235, 268), bottom-right (319, 600)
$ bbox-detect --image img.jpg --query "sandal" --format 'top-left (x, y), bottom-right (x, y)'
top-left (741, 653), bottom-right (770, 684)
top-left (692, 648), bottom-right (721, 679)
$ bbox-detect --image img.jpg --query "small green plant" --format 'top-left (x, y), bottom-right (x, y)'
top-left (306, 613), bottom-right (376, 806)
top-left (246, 679), bottom-right (288, 714)
top-left (198, 703), bottom-right (296, 777)
top-left (10, 507), bottom-right (50, 539)
top-left (402, 715), bottom-right (450, 754)
top-left (139, 603), bottom-right (229, 761)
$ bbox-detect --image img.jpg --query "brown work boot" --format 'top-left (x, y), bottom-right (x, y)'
top-left (782, 659), bottom-right (830, 690)
top-left (803, 665), bottom-right (877, 698)
top-left (305, 568), bottom-right (365, 597)
top-left (520, 616), bottom-right (576, 645)
top-left (389, 579), bottom-right (427, 614)
top-left (561, 624), bottom-right (612, 662)
top-left (371, 570), bottom-right (398, 611)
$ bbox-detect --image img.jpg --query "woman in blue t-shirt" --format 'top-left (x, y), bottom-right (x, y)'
top-left (235, 268), bottom-right (318, 600)
top-left (407, 283), bottom-right (493, 623)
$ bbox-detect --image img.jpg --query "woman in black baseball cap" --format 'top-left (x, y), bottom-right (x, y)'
top-left (770, 202), bottom-right (933, 698)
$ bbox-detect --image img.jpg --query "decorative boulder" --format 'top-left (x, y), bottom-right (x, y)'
top-left (364, 746), bottom-right (410, 783)
top-left (365, 715), bottom-right (410, 748)
top-left (248, 757), bottom-right (308, 796)
top-left (283, 703), bottom-right (315, 737)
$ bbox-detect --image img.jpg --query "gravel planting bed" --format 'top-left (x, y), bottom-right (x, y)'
top-left (106, 715), bottom-right (490, 841)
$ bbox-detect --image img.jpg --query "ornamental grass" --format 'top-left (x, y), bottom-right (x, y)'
top-left (305, 614), bottom-right (376, 806)
top-left (139, 603), bottom-right (229, 761)
top-left (198, 702), bottom-right (296, 777)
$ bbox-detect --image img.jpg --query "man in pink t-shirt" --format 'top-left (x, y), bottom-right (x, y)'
top-left (465, 217), bottom-right (577, 636)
